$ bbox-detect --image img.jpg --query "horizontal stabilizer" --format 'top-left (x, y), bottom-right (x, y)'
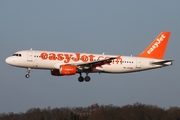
top-left (151, 60), bottom-right (173, 66)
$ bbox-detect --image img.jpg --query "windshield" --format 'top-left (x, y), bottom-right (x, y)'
top-left (12, 53), bottom-right (22, 57)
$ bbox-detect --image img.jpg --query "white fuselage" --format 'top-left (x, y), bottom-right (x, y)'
top-left (5, 50), bottom-right (171, 74)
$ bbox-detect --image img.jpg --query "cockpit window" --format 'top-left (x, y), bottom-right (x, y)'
top-left (12, 54), bottom-right (22, 57)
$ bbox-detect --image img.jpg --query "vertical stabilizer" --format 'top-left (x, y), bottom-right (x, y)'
top-left (138, 32), bottom-right (171, 59)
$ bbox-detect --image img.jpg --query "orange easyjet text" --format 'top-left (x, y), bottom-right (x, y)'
top-left (40, 52), bottom-right (122, 64)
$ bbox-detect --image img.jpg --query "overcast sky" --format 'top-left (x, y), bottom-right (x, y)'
top-left (1, 0), bottom-right (180, 113)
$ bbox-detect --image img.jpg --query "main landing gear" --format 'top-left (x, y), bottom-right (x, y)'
top-left (25, 68), bottom-right (31, 78)
top-left (78, 73), bottom-right (91, 82)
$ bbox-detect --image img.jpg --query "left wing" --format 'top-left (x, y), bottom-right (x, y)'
top-left (72, 57), bottom-right (117, 71)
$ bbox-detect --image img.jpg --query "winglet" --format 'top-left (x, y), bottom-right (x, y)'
top-left (138, 32), bottom-right (171, 59)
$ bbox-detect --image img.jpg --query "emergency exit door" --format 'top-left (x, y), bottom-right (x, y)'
top-left (136, 59), bottom-right (141, 68)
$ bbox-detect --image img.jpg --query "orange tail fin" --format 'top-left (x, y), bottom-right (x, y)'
top-left (138, 31), bottom-right (171, 59)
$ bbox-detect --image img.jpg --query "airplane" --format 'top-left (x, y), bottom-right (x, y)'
top-left (5, 31), bottom-right (173, 82)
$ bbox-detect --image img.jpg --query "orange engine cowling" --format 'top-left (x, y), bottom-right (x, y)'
top-left (51, 65), bottom-right (77, 76)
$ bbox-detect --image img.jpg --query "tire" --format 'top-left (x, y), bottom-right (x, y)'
top-left (78, 76), bottom-right (84, 82)
top-left (25, 74), bottom-right (30, 78)
top-left (85, 76), bottom-right (91, 82)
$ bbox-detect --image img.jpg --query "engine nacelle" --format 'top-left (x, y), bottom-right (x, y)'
top-left (51, 65), bottom-right (77, 76)
top-left (51, 69), bottom-right (61, 76)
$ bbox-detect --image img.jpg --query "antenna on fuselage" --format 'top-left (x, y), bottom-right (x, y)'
top-left (102, 52), bottom-right (105, 55)
top-left (30, 48), bottom-right (32, 50)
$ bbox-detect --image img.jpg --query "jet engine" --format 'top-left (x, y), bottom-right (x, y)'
top-left (51, 65), bottom-right (77, 76)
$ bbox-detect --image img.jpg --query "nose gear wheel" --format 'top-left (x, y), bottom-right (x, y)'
top-left (25, 68), bottom-right (31, 78)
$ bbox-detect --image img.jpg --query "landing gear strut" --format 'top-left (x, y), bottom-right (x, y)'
top-left (85, 73), bottom-right (90, 82)
top-left (78, 72), bottom-right (91, 82)
top-left (78, 73), bottom-right (84, 82)
top-left (25, 68), bottom-right (31, 78)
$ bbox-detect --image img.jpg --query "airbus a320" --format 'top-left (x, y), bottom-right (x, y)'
top-left (5, 32), bottom-right (173, 82)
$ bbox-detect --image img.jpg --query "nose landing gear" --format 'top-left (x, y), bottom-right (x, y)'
top-left (25, 68), bottom-right (31, 78)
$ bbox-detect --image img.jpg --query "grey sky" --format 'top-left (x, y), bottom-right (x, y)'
top-left (0, 1), bottom-right (180, 113)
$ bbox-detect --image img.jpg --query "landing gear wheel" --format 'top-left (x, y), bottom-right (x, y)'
top-left (85, 76), bottom-right (91, 82)
top-left (25, 74), bottom-right (30, 78)
top-left (25, 68), bottom-right (31, 78)
top-left (78, 76), bottom-right (84, 82)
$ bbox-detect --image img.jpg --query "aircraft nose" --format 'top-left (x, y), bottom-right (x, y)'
top-left (5, 57), bottom-right (13, 65)
top-left (5, 56), bottom-right (20, 66)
